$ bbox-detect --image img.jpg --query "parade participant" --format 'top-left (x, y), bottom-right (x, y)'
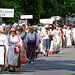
top-left (62, 25), bottom-right (67, 47)
top-left (2, 23), bottom-right (6, 32)
top-left (60, 28), bottom-right (64, 49)
top-left (42, 25), bottom-right (50, 56)
top-left (72, 26), bottom-right (75, 48)
top-left (17, 26), bottom-right (26, 60)
top-left (0, 26), bottom-right (9, 72)
top-left (22, 25), bottom-right (26, 32)
top-left (4, 26), bottom-right (11, 38)
top-left (4, 26), bottom-right (11, 71)
top-left (38, 27), bottom-right (43, 54)
top-left (25, 24), bottom-right (29, 34)
top-left (49, 26), bottom-right (55, 54)
top-left (34, 27), bottom-right (40, 59)
top-left (8, 28), bottom-right (22, 72)
top-left (54, 25), bottom-right (61, 54)
top-left (13, 23), bottom-right (18, 30)
top-left (65, 26), bottom-right (72, 48)
top-left (24, 27), bottom-right (39, 64)
top-left (17, 26), bottom-right (26, 40)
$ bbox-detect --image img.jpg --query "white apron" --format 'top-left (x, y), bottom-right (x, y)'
top-left (0, 46), bottom-right (5, 65)
top-left (0, 34), bottom-right (9, 66)
top-left (8, 35), bottom-right (22, 66)
top-left (8, 45), bottom-right (19, 66)
top-left (55, 35), bottom-right (60, 51)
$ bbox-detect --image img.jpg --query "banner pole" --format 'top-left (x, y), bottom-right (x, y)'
top-left (1, 17), bottom-right (2, 25)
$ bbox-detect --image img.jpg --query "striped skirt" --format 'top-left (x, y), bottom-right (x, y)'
top-left (26, 42), bottom-right (36, 61)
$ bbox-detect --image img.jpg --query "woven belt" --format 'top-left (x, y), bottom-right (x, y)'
top-left (0, 45), bottom-right (5, 46)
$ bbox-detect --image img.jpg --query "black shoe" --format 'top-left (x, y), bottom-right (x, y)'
top-left (47, 54), bottom-right (48, 57)
top-left (4, 68), bottom-right (7, 71)
top-left (13, 69), bottom-right (16, 72)
top-left (9, 69), bottom-right (16, 72)
top-left (44, 55), bottom-right (46, 56)
top-left (28, 61), bottom-right (31, 64)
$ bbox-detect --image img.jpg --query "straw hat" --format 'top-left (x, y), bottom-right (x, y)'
top-left (44, 25), bottom-right (49, 28)
top-left (10, 28), bottom-right (16, 32)
top-left (64, 25), bottom-right (66, 28)
top-left (49, 25), bottom-right (52, 28)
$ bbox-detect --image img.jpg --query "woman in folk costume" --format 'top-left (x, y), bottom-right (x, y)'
top-left (42, 25), bottom-right (51, 56)
top-left (54, 26), bottom-right (61, 54)
top-left (62, 25), bottom-right (67, 47)
top-left (38, 27), bottom-right (43, 54)
top-left (40, 25), bottom-right (46, 54)
top-left (65, 26), bottom-right (72, 48)
top-left (34, 27), bottom-right (40, 59)
top-left (72, 26), bottom-right (75, 48)
top-left (24, 27), bottom-right (39, 64)
top-left (49, 26), bottom-right (55, 54)
top-left (60, 28), bottom-right (64, 49)
top-left (8, 28), bottom-right (22, 72)
top-left (0, 26), bottom-right (9, 72)
top-left (17, 26), bottom-right (26, 60)
top-left (4, 26), bottom-right (11, 71)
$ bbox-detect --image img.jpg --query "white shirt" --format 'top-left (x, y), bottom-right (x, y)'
top-left (25, 32), bottom-right (39, 45)
top-left (0, 34), bottom-right (9, 51)
top-left (9, 35), bottom-right (22, 47)
top-left (42, 30), bottom-right (50, 39)
top-left (72, 28), bottom-right (75, 36)
top-left (54, 30), bottom-right (61, 36)
top-left (17, 31), bottom-right (25, 38)
top-left (65, 29), bottom-right (71, 37)
top-left (62, 29), bottom-right (66, 34)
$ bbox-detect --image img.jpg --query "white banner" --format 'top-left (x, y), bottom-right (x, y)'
top-left (53, 16), bottom-right (61, 20)
top-left (0, 8), bottom-right (14, 18)
top-left (39, 19), bottom-right (53, 24)
top-left (20, 15), bottom-right (33, 19)
top-left (68, 18), bottom-right (75, 21)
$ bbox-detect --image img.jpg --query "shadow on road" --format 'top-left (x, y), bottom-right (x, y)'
top-left (0, 58), bottom-right (75, 74)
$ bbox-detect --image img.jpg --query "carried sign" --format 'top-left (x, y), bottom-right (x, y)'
top-left (68, 18), bottom-right (75, 21)
top-left (18, 20), bottom-right (27, 24)
top-left (39, 19), bottom-right (53, 24)
top-left (20, 15), bottom-right (33, 19)
top-left (53, 16), bottom-right (61, 20)
top-left (0, 8), bottom-right (14, 18)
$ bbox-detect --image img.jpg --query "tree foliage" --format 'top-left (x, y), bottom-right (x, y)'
top-left (0, 0), bottom-right (75, 24)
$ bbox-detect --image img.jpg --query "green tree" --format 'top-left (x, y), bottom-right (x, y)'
top-left (25, 0), bottom-right (43, 24)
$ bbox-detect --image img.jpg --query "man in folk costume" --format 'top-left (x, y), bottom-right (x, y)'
top-left (8, 28), bottom-right (22, 72)
top-left (24, 27), bottom-right (39, 64)
top-left (0, 26), bottom-right (9, 72)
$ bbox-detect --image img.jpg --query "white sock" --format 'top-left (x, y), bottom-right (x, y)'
top-left (43, 51), bottom-right (46, 55)
top-left (10, 68), bottom-right (13, 70)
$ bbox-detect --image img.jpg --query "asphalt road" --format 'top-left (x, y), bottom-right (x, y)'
top-left (0, 47), bottom-right (75, 75)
